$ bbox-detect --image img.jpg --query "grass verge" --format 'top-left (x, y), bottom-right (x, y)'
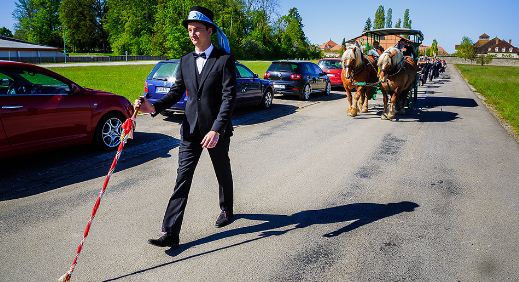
top-left (456, 64), bottom-right (519, 137)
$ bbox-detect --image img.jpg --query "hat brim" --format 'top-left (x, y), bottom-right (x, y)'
top-left (183, 19), bottom-right (216, 30)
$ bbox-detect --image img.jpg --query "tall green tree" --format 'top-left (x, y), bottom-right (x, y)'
top-left (395, 18), bottom-right (401, 28)
top-left (385, 8), bottom-right (392, 28)
top-left (60, 0), bottom-right (98, 52)
top-left (0, 27), bottom-right (13, 37)
top-left (93, 0), bottom-right (109, 52)
top-left (363, 17), bottom-right (372, 32)
top-left (105, 0), bottom-right (157, 55)
top-left (403, 9), bottom-right (411, 28)
top-left (13, 0), bottom-right (62, 46)
top-left (374, 5), bottom-right (385, 29)
top-left (431, 39), bottom-right (439, 56)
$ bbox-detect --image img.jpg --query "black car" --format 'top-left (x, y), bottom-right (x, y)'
top-left (264, 60), bottom-right (331, 100)
top-left (144, 61), bottom-right (274, 115)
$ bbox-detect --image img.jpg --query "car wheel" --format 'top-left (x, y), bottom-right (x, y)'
top-left (95, 113), bottom-right (124, 150)
top-left (261, 89), bottom-right (273, 109)
top-left (301, 84), bottom-right (311, 100)
top-left (324, 82), bottom-right (331, 96)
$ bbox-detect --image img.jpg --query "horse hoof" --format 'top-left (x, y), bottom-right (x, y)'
top-left (381, 113), bottom-right (390, 120)
top-left (361, 107), bottom-right (368, 113)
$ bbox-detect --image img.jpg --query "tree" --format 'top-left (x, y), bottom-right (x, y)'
top-left (13, 0), bottom-right (63, 46)
top-left (395, 18), bottom-right (401, 28)
top-left (431, 39), bottom-right (439, 56)
top-left (60, 0), bottom-right (98, 52)
top-left (105, 0), bottom-right (158, 55)
top-left (374, 5), bottom-right (385, 29)
top-left (456, 36), bottom-right (476, 62)
top-left (476, 54), bottom-right (493, 66)
top-left (363, 17), bottom-right (372, 32)
top-left (275, 7), bottom-right (311, 59)
top-left (385, 8), bottom-right (392, 28)
top-left (0, 27), bottom-right (13, 37)
top-left (403, 9), bottom-right (410, 28)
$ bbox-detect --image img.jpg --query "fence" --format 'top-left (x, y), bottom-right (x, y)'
top-left (0, 55), bottom-right (168, 64)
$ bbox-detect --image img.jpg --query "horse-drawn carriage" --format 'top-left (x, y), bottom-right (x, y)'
top-left (341, 28), bottom-right (424, 120)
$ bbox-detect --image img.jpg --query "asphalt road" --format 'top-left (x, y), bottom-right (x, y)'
top-left (1, 66), bottom-right (518, 281)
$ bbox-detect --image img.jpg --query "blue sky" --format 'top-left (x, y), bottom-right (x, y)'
top-left (1, 0), bottom-right (518, 53)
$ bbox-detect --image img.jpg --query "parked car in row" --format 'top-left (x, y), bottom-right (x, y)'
top-left (0, 61), bottom-right (134, 158)
top-left (263, 60), bottom-right (331, 100)
top-left (318, 58), bottom-right (344, 89)
top-left (144, 60), bottom-right (274, 115)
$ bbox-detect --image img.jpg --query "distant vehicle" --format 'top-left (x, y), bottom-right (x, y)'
top-left (263, 60), bottom-right (331, 100)
top-left (0, 61), bottom-right (134, 157)
top-left (318, 58), bottom-right (344, 89)
top-left (144, 60), bottom-right (274, 115)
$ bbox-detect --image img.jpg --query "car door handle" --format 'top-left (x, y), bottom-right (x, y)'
top-left (2, 105), bottom-right (24, 109)
top-left (241, 88), bottom-right (247, 93)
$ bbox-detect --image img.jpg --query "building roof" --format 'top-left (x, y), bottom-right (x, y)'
top-left (479, 33), bottom-right (490, 39)
top-left (320, 39), bottom-right (338, 50)
top-left (0, 36), bottom-right (61, 51)
top-left (477, 37), bottom-right (519, 54)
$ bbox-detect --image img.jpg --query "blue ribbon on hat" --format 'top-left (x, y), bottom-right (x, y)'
top-left (188, 11), bottom-right (230, 54)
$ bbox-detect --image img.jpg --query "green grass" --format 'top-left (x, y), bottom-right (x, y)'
top-left (49, 65), bottom-right (155, 102)
top-left (239, 60), bottom-right (272, 77)
top-left (456, 64), bottom-right (519, 136)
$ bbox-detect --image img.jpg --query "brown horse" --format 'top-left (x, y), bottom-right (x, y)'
top-left (341, 43), bottom-right (379, 117)
top-left (377, 47), bottom-right (417, 120)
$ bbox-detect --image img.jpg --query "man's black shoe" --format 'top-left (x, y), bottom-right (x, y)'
top-left (148, 233), bottom-right (179, 248)
top-left (215, 210), bottom-right (234, 228)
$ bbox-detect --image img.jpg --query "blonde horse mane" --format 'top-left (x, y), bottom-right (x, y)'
top-left (341, 43), bottom-right (363, 69)
top-left (378, 47), bottom-right (403, 69)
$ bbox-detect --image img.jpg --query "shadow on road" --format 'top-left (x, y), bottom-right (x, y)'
top-left (104, 201), bottom-right (419, 281)
top-left (0, 132), bottom-right (179, 201)
top-left (233, 104), bottom-right (298, 126)
top-left (275, 92), bottom-right (345, 102)
top-left (425, 96), bottom-right (478, 108)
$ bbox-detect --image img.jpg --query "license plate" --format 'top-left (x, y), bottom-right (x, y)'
top-left (156, 87), bottom-right (170, 93)
top-left (273, 84), bottom-right (285, 89)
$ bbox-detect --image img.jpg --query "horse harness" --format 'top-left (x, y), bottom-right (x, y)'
top-left (345, 55), bottom-right (378, 80)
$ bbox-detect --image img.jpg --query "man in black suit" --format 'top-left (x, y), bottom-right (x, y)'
top-left (135, 6), bottom-right (236, 248)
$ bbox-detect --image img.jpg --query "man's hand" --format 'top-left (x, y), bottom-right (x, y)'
top-left (134, 97), bottom-right (155, 114)
top-left (201, 131), bottom-right (220, 148)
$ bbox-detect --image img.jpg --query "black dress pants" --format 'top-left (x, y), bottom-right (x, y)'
top-left (161, 128), bottom-right (233, 236)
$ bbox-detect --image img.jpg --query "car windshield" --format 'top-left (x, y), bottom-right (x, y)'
top-left (318, 60), bottom-right (342, 70)
top-left (150, 62), bottom-right (179, 81)
top-left (268, 62), bottom-right (299, 73)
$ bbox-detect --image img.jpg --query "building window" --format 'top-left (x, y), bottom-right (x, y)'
top-left (495, 47), bottom-right (499, 52)
top-left (502, 47), bottom-right (506, 52)
top-left (488, 47), bottom-right (491, 52)
top-left (510, 47), bottom-right (513, 52)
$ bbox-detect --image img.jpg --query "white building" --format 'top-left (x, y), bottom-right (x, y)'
top-left (0, 36), bottom-right (65, 62)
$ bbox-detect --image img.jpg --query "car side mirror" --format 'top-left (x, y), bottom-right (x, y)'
top-left (253, 73), bottom-right (259, 78)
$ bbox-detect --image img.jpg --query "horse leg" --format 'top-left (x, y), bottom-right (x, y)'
top-left (387, 91), bottom-right (399, 120)
top-left (397, 90), bottom-right (407, 115)
top-left (345, 87), bottom-right (355, 116)
top-left (350, 88), bottom-right (362, 117)
top-left (361, 86), bottom-right (370, 113)
top-left (381, 88), bottom-right (389, 120)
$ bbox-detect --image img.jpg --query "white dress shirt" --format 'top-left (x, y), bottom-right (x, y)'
top-left (195, 44), bottom-right (214, 74)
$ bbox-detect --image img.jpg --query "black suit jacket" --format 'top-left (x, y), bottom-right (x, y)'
top-left (153, 47), bottom-right (237, 138)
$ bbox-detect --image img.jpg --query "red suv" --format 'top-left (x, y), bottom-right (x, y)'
top-left (0, 61), bottom-right (134, 158)
top-left (318, 58), bottom-right (344, 89)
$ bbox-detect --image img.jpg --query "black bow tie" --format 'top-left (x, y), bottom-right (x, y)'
top-left (193, 52), bottom-right (207, 59)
